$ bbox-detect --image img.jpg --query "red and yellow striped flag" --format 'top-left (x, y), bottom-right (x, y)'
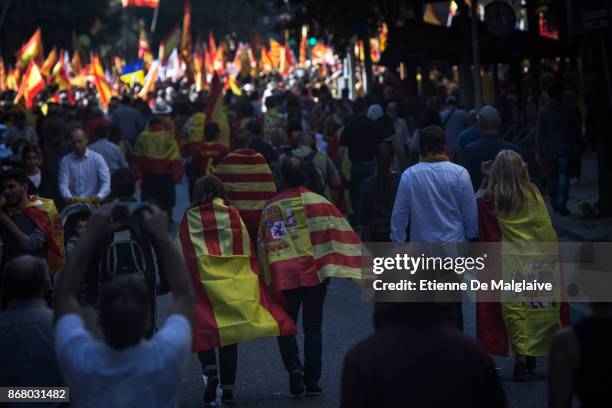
top-left (258, 187), bottom-right (362, 292)
top-left (180, 0), bottom-right (192, 63)
top-left (178, 198), bottom-right (296, 351)
top-left (137, 60), bottom-right (159, 100)
top-left (90, 53), bottom-right (111, 108)
top-left (0, 60), bottom-right (6, 92)
top-left (131, 124), bottom-right (184, 182)
top-left (122, 0), bottom-right (159, 8)
top-left (3, 196), bottom-right (64, 275)
top-left (14, 61), bottom-right (45, 108)
top-left (15, 28), bottom-right (43, 67)
top-left (214, 149), bottom-right (276, 230)
top-left (40, 47), bottom-right (57, 77)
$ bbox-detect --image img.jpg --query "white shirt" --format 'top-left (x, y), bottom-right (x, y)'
top-left (58, 148), bottom-right (111, 200)
top-left (390, 161), bottom-right (478, 243)
top-left (28, 171), bottom-right (42, 189)
top-left (55, 314), bottom-right (192, 408)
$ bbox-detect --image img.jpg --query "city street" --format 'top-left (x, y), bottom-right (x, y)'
top-left (158, 178), bottom-right (585, 408)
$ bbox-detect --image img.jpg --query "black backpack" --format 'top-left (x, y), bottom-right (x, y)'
top-left (287, 149), bottom-right (326, 195)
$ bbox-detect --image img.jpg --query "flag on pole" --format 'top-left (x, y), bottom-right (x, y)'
top-left (90, 54), bottom-right (112, 108)
top-left (177, 198), bottom-right (296, 351)
top-left (205, 74), bottom-right (230, 147)
top-left (208, 31), bottom-right (217, 62)
top-left (121, 0), bottom-right (159, 8)
top-left (137, 60), bottom-right (159, 100)
top-left (138, 21), bottom-right (153, 66)
top-left (158, 24), bottom-right (181, 63)
top-left (40, 47), bottom-right (57, 77)
top-left (14, 62), bottom-right (45, 108)
top-left (15, 28), bottom-right (43, 67)
top-left (180, 0), bottom-right (192, 63)
top-left (299, 25), bottom-right (308, 66)
top-left (120, 60), bottom-right (145, 86)
top-left (0, 60), bottom-right (6, 92)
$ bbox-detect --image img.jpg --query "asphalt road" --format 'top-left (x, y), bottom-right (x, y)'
top-left (157, 178), bottom-right (585, 407)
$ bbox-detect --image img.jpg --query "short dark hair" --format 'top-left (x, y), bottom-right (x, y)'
top-left (1, 168), bottom-right (29, 186)
top-left (22, 145), bottom-right (40, 159)
top-left (281, 157), bottom-right (307, 188)
top-left (111, 168), bottom-right (136, 198)
top-left (234, 128), bottom-right (252, 149)
top-left (95, 123), bottom-right (110, 140)
top-left (419, 125), bottom-right (447, 156)
top-left (204, 122), bottom-right (220, 141)
top-left (246, 120), bottom-right (262, 136)
top-left (1, 256), bottom-right (49, 300)
top-left (98, 276), bottom-right (151, 349)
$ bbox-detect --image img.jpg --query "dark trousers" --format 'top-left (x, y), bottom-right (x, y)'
top-left (277, 283), bottom-right (327, 386)
top-left (349, 161), bottom-right (375, 222)
top-left (197, 344), bottom-right (238, 389)
top-left (545, 144), bottom-right (570, 209)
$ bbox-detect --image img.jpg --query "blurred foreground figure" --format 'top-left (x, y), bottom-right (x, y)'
top-left (0, 256), bottom-right (64, 389)
top-left (53, 202), bottom-right (194, 408)
top-left (341, 303), bottom-right (507, 408)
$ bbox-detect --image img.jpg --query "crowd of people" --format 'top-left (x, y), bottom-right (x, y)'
top-left (0, 68), bottom-right (608, 408)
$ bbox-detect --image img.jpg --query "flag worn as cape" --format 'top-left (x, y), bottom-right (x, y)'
top-left (180, 111), bottom-right (205, 157)
top-left (131, 125), bottom-right (184, 182)
top-left (214, 149), bottom-right (276, 230)
top-left (476, 188), bottom-right (570, 357)
top-left (15, 29), bottom-right (43, 67)
top-left (3, 196), bottom-right (64, 275)
top-left (205, 73), bottom-right (230, 147)
top-left (178, 198), bottom-right (296, 351)
top-left (257, 187), bottom-right (361, 292)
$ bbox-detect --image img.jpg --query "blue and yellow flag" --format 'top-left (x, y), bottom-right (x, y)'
top-left (120, 60), bottom-right (145, 86)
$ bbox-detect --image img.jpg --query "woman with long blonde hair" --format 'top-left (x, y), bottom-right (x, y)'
top-left (476, 150), bottom-right (570, 382)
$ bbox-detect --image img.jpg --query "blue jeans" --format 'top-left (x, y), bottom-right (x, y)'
top-left (545, 144), bottom-right (570, 209)
top-left (277, 283), bottom-right (327, 386)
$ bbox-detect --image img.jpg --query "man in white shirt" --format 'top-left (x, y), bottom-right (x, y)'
top-left (54, 202), bottom-right (194, 408)
top-left (59, 128), bottom-right (111, 205)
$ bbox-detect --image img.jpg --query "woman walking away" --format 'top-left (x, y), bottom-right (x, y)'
top-left (476, 150), bottom-right (569, 382)
top-left (177, 176), bottom-right (295, 405)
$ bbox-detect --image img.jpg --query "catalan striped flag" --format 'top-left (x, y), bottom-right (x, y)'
top-left (177, 198), bottom-right (296, 351)
top-left (131, 124), bottom-right (184, 182)
top-left (257, 187), bottom-right (362, 292)
top-left (3, 196), bottom-right (64, 275)
top-left (476, 189), bottom-right (570, 357)
top-left (214, 149), bottom-right (276, 231)
top-left (15, 28), bottom-right (43, 67)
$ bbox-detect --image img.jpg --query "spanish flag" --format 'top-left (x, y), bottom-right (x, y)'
top-left (131, 124), bottom-right (184, 183)
top-left (476, 189), bottom-right (570, 357)
top-left (0, 60), bottom-right (6, 92)
top-left (257, 187), bottom-right (362, 292)
top-left (178, 198), bottom-right (296, 351)
top-left (213, 149), bottom-right (276, 231)
top-left (180, 0), bottom-right (192, 63)
top-left (205, 73), bottom-right (230, 147)
top-left (15, 28), bottom-right (43, 67)
top-left (90, 54), bottom-right (112, 108)
top-left (3, 196), bottom-right (64, 275)
top-left (40, 47), bottom-right (57, 77)
top-left (14, 61), bottom-right (45, 109)
top-left (180, 111), bottom-right (205, 157)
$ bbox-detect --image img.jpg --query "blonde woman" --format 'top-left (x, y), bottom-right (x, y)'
top-left (476, 150), bottom-right (569, 381)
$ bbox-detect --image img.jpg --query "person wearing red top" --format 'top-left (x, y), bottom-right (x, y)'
top-left (189, 122), bottom-right (230, 199)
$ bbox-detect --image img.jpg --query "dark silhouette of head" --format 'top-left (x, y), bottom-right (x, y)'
top-left (98, 276), bottom-right (151, 349)
top-left (110, 168), bottom-right (136, 199)
top-left (281, 157), bottom-right (307, 188)
top-left (419, 125), bottom-right (447, 156)
top-left (204, 122), bottom-right (220, 141)
top-left (1, 255), bottom-right (50, 303)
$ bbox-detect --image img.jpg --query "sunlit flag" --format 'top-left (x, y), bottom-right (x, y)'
top-left (14, 61), bottom-right (45, 108)
top-left (121, 0), bottom-right (159, 8)
top-left (15, 28), bottom-right (43, 67)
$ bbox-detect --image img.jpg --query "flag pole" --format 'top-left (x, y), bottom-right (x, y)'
top-left (151, 1), bottom-right (160, 34)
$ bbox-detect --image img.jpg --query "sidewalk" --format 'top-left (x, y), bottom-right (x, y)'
top-left (549, 150), bottom-right (612, 241)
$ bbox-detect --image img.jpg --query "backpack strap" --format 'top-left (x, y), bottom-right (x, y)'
top-left (442, 108), bottom-right (457, 128)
